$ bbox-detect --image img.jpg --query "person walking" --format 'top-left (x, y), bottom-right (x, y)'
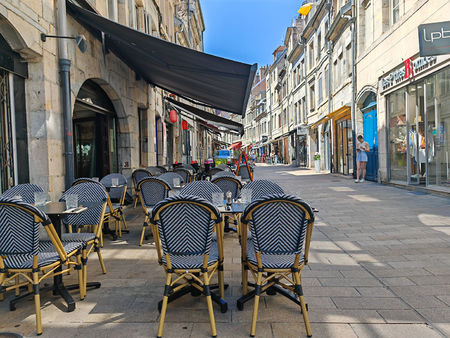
top-left (355, 135), bottom-right (369, 183)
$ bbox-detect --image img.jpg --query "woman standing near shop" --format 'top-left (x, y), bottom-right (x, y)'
top-left (355, 135), bottom-right (369, 183)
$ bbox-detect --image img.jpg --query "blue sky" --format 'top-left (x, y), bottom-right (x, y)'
top-left (201, 0), bottom-right (301, 67)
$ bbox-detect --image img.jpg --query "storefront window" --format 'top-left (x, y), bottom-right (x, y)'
top-left (388, 88), bottom-right (407, 181)
top-left (427, 67), bottom-right (450, 187)
top-left (407, 83), bottom-right (425, 184)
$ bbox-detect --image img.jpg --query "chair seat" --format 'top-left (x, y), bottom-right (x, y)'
top-left (4, 241), bottom-right (83, 270)
top-left (145, 206), bottom-right (153, 215)
top-left (246, 240), bottom-right (304, 269)
top-left (61, 232), bottom-right (97, 243)
top-left (162, 241), bottom-right (219, 269)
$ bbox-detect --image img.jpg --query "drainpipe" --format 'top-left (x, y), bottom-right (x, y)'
top-left (57, 0), bottom-right (74, 189)
top-left (346, 0), bottom-right (357, 178)
top-left (327, 38), bottom-right (333, 172)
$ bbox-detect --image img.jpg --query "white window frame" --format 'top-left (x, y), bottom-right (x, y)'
top-left (107, 0), bottom-right (118, 21)
top-left (390, 0), bottom-right (400, 25)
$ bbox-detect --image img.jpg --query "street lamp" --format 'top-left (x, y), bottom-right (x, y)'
top-left (41, 33), bottom-right (88, 53)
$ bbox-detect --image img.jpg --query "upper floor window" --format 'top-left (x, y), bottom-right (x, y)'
top-left (318, 74), bottom-right (323, 103)
top-left (108, 0), bottom-right (118, 21)
top-left (391, 0), bottom-right (400, 25)
top-left (309, 83), bottom-right (315, 111)
top-left (317, 31), bottom-right (322, 60)
top-left (308, 40), bottom-right (314, 69)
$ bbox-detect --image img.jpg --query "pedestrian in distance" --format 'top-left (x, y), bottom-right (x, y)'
top-left (355, 135), bottom-right (369, 183)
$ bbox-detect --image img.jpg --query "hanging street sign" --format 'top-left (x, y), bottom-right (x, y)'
top-left (418, 21), bottom-right (450, 57)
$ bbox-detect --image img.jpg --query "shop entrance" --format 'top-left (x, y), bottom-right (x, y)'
top-left (388, 66), bottom-right (450, 190)
top-left (335, 118), bottom-right (353, 175)
top-left (73, 80), bottom-right (118, 179)
top-left (362, 93), bottom-right (378, 181)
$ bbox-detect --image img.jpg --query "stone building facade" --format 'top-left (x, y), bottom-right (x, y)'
top-left (0, 0), bottom-right (211, 198)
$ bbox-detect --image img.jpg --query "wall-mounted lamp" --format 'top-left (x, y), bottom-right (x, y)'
top-left (41, 33), bottom-right (88, 53)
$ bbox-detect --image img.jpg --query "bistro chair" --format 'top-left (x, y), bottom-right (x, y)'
top-left (137, 177), bottom-right (171, 246)
top-left (146, 166), bottom-right (165, 176)
top-left (173, 167), bottom-right (192, 183)
top-left (205, 167), bottom-right (224, 180)
top-left (158, 172), bottom-right (185, 189)
top-left (238, 194), bottom-right (315, 337)
top-left (100, 173), bottom-right (128, 237)
top-left (149, 195), bottom-right (226, 338)
top-left (61, 182), bottom-right (108, 282)
top-left (212, 176), bottom-right (242, 199)
top-left (179, 181), bottom-right (223, 203)
top-left (1, 183), bottom-right (44, 204)
top-left (132, 169), bottom-right (152, 208)
top-left (211, 171), bottom-right (236, 181)
top-left (0, 197), bottom-right (84, 335)
top-left (240, 179), bottom-right (284, 201)
top-left (157, 165), bottom-right (169, 173)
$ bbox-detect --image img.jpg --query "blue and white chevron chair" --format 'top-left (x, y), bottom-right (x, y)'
top-left (173, 168), bottom-right (192, 183)
top-left (61, 182), bottom-right (108, 282)
top-left (240, 179), bottom-right (284, 201)
top-left (179, 181), bottom-right (223, 203)
top-left (211, 170), bottom-right (236, 181)
top-left (0, 197), bottom-right (84, 335)
top-left (146, 166), bottom-right (164, 176)
top-left (150, 195), bottom-right (226, 338)
top-left (132, 169), bottom-right (152, 208)
top-left (158, 172), bottom-right (184, 189)
top-left (100, 173), bottom-right (128, 237)
top-left (205, 167), bottom-right (223, 180)
top-left (238, 194), bottom-right (315, 337)
top-left (137, 177), bottom-right (171, 246)
top-left (1, 183), bottom-right (44, 204)
top-left (211, 176), bottom-right (242, 200)
top-left (216, 163), bottom-right (233, 172)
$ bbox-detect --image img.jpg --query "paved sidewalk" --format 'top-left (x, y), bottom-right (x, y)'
top-left (1, 166), bottom-right (449, 337)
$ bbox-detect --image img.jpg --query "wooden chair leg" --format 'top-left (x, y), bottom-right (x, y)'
top-left (139, 224), bottom-right (147, 246)
top-left (204, 274), bottom-right (217, 337)
top-left (32, 271), bottom-right (43, 335)
top-left (134, 196), bottom-right (138, 208)
top-left (82, 249), bottom-right (88, 297)
top-left (0, 272), bottom-right (5, 301)
top-left (75, 254), bottom-right (85, 300)
top-left (96, 245), bottom-right (107, 274)
top-left (121, 211), bottom-right (128, 230)
top-left (295, 272), bottom-right (312, 337)
top-left (250, 272), bottom-right (263, 337)
top-left (157, 273), bottom-right (172, 338)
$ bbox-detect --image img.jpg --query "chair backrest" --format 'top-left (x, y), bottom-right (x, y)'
top-left (180, 163), bottom-right (195, 172)
top-left (157, 165), bottom-right (169, 173)
top-left (60, 182), bottom-right (108, 226)
top-left (179, 181), bottom-right (223, 203)
top-left (137, 177), bottom-right (171, 208)
top-left (1, 183), bottom-right (44, 204)
top-left (242, 194), bottom-right (314, 264)
top-left (241, 179), bottom-right (284, 201)
top-left (150, 195), bottom-right (221, 263)
top-left (216, 163), bottom-right (232, 171)
top-left (146, 166), bottom-right (164, 176)
top-left (158, 172), bottom-right (184, 188)
top-left (211, 171), bottom-right (236, 180)
top-left (100, 173), bottom-right (127, 203)
top-left (206, 167), bottom-right (223, 178)
top-left (173, 168), bottom-right (191, 183)
top-left (132, 169), bottom-right (152, 187)
top-left (211, 176), bottom-right (242, 200)
top-left (0, 197), bottom-right (49, 256)
top-left (236, 164), bottom-right (252, 180)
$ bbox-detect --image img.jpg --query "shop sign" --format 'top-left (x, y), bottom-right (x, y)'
top-left (380, 56), bottom-right (437, 91)
top-left (418, 21), bottom-right (450, 57)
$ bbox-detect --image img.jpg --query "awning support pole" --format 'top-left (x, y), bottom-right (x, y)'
top-left (57, 0), bottom-right (75, 188)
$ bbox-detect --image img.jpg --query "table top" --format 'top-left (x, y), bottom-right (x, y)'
top-left (36, 201), bottom-right (103, 216)
top-left (217, 203), bottom-right (245, 214)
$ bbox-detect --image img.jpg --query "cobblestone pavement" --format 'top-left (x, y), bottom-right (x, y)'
top-left (1, 165), bottom-right (450, 337)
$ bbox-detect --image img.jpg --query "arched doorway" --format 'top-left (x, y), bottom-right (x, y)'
top-left (73, 80), bottom-right (118, 179)
top-left (0, 32), bottom-right (28, 191)
top-left (361, 92), bottom-right (378, 181)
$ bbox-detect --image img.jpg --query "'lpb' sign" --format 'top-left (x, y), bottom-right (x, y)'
top-left (418, 21), bottom-right (450, 56)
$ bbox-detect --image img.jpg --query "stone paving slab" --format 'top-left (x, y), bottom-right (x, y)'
top-left (1, 166), bottom-right (449, 337)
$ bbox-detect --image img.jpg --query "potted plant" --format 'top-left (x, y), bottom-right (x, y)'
top-left (313, 152), bottom-right (321, 172)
